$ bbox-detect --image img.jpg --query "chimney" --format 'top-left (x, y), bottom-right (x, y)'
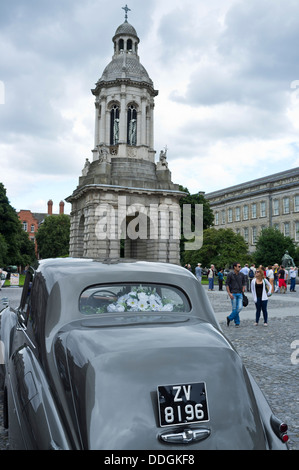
top-left (59, 200), bottom-right (65, 215)
top-left (47, 199), bottom-right (53, 215)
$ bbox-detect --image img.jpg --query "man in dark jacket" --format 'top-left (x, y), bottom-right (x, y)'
top-left (226, 262), bottom-right (246, 327)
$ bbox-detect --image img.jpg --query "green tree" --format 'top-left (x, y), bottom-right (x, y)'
top-left (254, 227), bottom-right (296, 266)
top-left (179, 186), bottom-right (214, 230)
top-left (179, 186), bottom-right (214, 262)
top-left (36, 214), bottom-right (70, 258)
top-left (0, 233), bottom-right (8, 266)
top-left (0, 182), bottom-right (36, 267)
top-left (183, 227), bottom-right (250, 270)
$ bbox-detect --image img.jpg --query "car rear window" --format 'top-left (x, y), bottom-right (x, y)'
top-left (80, 283), bottom-right (191, 315)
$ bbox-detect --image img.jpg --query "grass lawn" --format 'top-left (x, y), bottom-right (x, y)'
top-left (4, 274), bottom-right (25, 287)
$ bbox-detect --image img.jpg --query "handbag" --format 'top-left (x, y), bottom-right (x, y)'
top-left (242, 293), bottom-right (249, 307)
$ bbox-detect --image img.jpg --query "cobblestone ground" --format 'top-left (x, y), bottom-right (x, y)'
top-left (0, 286), bottom-right (298, 450)
top-left (222, 316), bottom-right (299, 450)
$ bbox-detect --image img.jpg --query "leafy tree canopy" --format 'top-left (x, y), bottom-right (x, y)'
top-left (179, 186), bottom-right (214, 230)
top-left (0, 182), bottom-right (36, 267)
top-left (183, 227), bottom-right (251, 271)
top-left (179, 186), bottom-right (214, 263)
top-left (254, 227), bottom-right (296, 267)
top-left (36, 214), bottom-right (70, 259)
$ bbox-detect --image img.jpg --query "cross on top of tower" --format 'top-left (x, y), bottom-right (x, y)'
top-left (122, 4), bottom-right (131, 22)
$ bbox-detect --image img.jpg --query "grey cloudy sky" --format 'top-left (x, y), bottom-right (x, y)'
top-left (1, 0), bottom-right (299, 214)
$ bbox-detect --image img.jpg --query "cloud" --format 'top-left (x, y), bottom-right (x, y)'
top-left (0, 0), bottom-right (299, 215)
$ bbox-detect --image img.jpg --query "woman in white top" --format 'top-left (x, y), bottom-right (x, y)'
top-left (251, 268), bottom-right (272, 326)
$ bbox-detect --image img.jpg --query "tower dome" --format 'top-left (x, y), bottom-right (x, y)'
top-left (96, 20), bottom-right (154, 88)
top-left (113, 21), bottom-right (138, 39)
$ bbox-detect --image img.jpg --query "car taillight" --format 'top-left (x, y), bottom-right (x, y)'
top-left (270, 415), bottom-right (288, 443)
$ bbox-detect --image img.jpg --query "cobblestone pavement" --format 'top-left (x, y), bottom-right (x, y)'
top-left (206, 284), bottom-right (299, 450)
top-left (1, 286), bottom-right (298, 450)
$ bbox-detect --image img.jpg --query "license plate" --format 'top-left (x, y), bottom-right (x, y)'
top-left (157, 382), bottom-right (209, 427)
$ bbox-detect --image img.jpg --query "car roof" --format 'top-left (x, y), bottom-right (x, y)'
top-left (37, 257), bottom-right (195, 292)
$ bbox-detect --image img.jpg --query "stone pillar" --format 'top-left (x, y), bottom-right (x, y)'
top-left (119, 92), bottom-right (126, 144)
top-left (141, 96), bottom-right (147, 146)
top-left (94, 100), bottom-right (100, 148)
top-left (99, 96), bottom-right (106, 146)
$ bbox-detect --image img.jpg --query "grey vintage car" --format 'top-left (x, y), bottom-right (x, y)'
top-left (0, 258), bottom-right (289, 450)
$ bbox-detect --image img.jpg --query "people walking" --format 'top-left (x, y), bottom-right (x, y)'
top-left (226, 262), bottom-right (246, 327)
top-left (273, 264), bottom-right (279, 292)
top-left (289, 266), bottom-right (297, 292)
top-left (195, 263), bottom-right (202, 283)
top-left (217, 269), bottom-right (224, 291)
top-left (248, 264), bottom-right (256, 289)
top-left (278, 265), bottom-right (287, 294)
top-left (240, 264), bottom-right (249, 291)
top-left (207, 264), bottom-right (215, 291)
top-left (267, 265), bottom-right (274, 295)
top-left (251, 268), bottom-right (272, 326)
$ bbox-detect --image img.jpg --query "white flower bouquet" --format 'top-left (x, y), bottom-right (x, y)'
top-left (106, 286), bottom-right (175, 313)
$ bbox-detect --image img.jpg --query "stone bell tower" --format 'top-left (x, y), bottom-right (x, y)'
top-left (66, 7), bottom-right (184, 263)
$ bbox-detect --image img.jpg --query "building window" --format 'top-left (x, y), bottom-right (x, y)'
top-left (273, 199), bottom-right (279, 216)
top-left (22, 221), bottom-right (28, 231)
top-left (260, 201), bottom-right (266, 217)
top-left (228, 208), bottom-right (232, 223)
top-left (110, 105), bottom-right (120, 145)
top-left (294, 195), bottom-right (299, 212)
top-left (295, 222), bottom-right (299, 241)
top-left (243, 227), bottom-right (249, 243)
top-left (235, 207), bottom-right (240, 221)
top-left (221, 210), bottom-right (225, 224)
top-left (127, 105), bottom-right (137, 145)
top-left (236, 228), bottom-right (240, 234)
top-left (215, 212), bottom-right (219, 225)
top-left (252, 226), bottom-right (257, 245)
top-left (283, 197), bottom-right (290, 214)
top-left (251, 203), bottom-right (257, 219)
top-left (31, 224), bottom-right (35, 232)
top-left (243, 205), bottom-right (249, 220)
top-left (284, 222), bottom-right (290, 237)
top-left (274, 223), bottom-right (279, 231)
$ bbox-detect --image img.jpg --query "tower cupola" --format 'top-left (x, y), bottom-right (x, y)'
top-left (91, 6), bottom-right (158, 163)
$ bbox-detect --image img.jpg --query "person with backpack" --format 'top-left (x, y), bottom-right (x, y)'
top-left (248, 264), bottom-right (255, 288)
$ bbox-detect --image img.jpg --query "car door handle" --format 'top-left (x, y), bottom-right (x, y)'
top-left (159, 428), bottom-right (210, 444)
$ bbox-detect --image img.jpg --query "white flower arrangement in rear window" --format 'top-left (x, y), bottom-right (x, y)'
top-left (107, 286), bottom-right (176, 312)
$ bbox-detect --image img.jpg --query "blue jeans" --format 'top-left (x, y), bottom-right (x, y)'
top-left (255, 297), bottom-right (268, 323)
top-left (208, 278), bottom-right (214, 290)
top-left (290, 278), bottom-right (296, 291)
top-left (228, 293), bottom-right (243, 325)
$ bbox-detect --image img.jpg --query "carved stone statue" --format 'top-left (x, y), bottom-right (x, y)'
top-left (82, 158), bottom-right (90, 176)
top-left (159, 148), bottom-right (168, 168)
top-left (99, 146), bottom-right (109, 163)
top-left (113, 118), bottom-right (119, 145)
top-left (281, 251), bottom-right (295, 268)
top-left (129, 119), bottom-right (136, 145)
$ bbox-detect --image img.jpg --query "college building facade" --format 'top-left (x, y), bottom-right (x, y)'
top-left (205, 167), bottom-right (299, 252)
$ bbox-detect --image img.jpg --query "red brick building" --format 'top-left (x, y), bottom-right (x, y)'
top-left (18, 200), bottom-right (65, 255)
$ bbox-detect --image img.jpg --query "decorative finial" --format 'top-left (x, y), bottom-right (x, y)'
top-left (122, 4), bottom-right (131, 22)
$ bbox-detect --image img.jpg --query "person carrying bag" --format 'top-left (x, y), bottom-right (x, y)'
top-left (251, 268), bottom-right (272, 326)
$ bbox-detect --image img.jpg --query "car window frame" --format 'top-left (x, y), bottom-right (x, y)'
top-left (79, 282), bottom-right (192, 315)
